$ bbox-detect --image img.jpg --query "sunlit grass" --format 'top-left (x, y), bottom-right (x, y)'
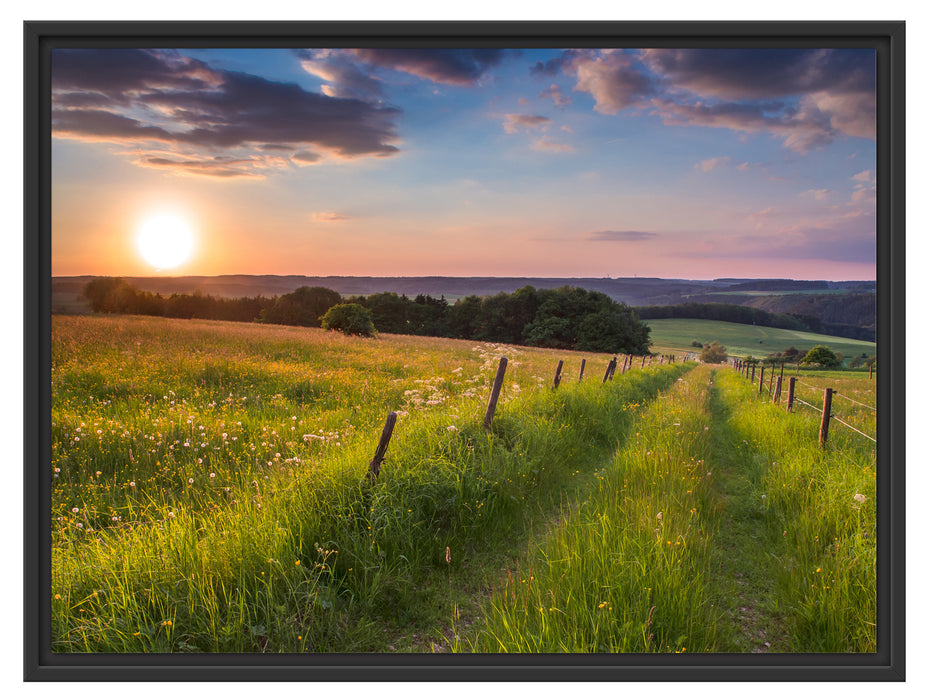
top-left (51, 314), bottom-right (683, 652)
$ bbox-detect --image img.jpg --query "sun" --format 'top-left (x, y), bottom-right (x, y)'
top-left (137, 215), bottom-right (195, 270)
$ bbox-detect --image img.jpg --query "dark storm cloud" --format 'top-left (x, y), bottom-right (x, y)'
top-left (51, 49), bottom-right (401, 178)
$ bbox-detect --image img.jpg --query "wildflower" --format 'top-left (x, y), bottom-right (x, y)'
top-left (656, 512), bottom-right (662, 520)
top-left (447, 425), bottom-right (458, 432)
top-left (72, 507), bottom-right (79, 513)
top-left (445, 546), bottom-right (451, 564)
top-left (209, 473), bottom-right (216, 479)
top-left (54, 594), bottom-right (61, 600)
top-left (853, 493), bottom-right (867, 504)
top-left (167, 511), bottom-right (175, 519)
top-left (188, 478), bottom-right (194, 484)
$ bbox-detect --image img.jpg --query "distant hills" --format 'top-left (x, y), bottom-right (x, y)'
top-left (52, 274), bottom-right (876, 339)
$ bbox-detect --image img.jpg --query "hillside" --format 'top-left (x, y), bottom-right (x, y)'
top-left (646, 318), bottom-right (876, 363)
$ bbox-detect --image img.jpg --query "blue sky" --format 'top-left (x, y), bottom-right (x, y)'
top-left (50, 47), bottom-right (876, 279)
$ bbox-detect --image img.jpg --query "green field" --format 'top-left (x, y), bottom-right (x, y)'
top-left (645, 318), bottom-right (876, 362)
top-left (51, 315), bottom-right (875, 654)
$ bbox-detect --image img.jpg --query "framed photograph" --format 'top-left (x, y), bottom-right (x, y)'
top-left (24, 20), bottom-right (905, 681)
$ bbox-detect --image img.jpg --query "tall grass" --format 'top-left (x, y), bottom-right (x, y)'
top-left (715, 370), bottom-right (876, 652)
top-left (466, 365), bottom-right (720, 653)
top-left (52, 315), bottom-right (686, 652)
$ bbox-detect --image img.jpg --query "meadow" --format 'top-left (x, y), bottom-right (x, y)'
top-left (50, 315), bottom-right (875, 653)
top-left (645, 318), bottom-right (876, 361)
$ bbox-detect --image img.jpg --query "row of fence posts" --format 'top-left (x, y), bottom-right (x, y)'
top-left (731, 358), bottom-right (833, 447)
top-left (367, 352), bottom-right (677, 479)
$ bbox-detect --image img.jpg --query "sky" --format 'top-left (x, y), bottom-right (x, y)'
top-left (50, 46), bottom-right (877, 280)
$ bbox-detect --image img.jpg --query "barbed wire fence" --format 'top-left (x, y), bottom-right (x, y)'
top-left (730, 357), bottom-right (876, 447)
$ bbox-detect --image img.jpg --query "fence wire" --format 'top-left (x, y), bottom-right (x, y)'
top-left (830, 414), bottom-right (877, 443)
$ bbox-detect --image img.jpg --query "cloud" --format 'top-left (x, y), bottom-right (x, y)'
top-left (696, 156), bottom-right (732, 172)
top-left (341, 48), bottom-right (513, 86)
top-left (566, 50), bottom-right (655, 115)
top-left (588, 230), bottom-right (658, 242)
top-left (297, 49), bottom-right (384, 100)
top-left (503, 113), bottom-right (552, 134)
top-left (852, 169), bottom-right (874, 182)
top-left (541, 48), bottom-right (874, 153)
top-left (52, 49), bottom-right (401, 179)
top-left (311, 211), bottom-right (352, 222)
top-left (532, 139), bottom-right (574, 153)
top-left (800, 189), bottom-right (832, 200)
top-left (539, 83), bottom-right (571, 108)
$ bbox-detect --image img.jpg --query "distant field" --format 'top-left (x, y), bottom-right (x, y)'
top-left (646, 318), bottom-right (876, 362)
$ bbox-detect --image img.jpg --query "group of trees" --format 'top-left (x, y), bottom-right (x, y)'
top-left (83, 277), bottom-right (273, 322)
top-left (83, 278), bottom-right (652, 354)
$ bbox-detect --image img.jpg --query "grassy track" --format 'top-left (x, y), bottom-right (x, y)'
top-left (463, 365), bottom-right (875, 653)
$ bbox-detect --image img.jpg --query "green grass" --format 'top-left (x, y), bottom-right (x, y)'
top-left (51, 315), bottom-right (875, 654)
top-left (462, 364), bottom-right (875, 653)
top-left (51, 314), bottom-right (684, 653)
top-left (645, 318), bottom-right (876, 361)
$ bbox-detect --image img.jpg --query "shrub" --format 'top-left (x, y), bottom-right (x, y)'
top-left (699, 341), bottom-right (728, 364)
top-left (321, 303), bottom-right (377, 337)
top-left (801, 345), bottom-right (841, 369)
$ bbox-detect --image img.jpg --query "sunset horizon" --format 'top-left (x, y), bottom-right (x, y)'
top-left (52, 47), bottom-right (877, 281)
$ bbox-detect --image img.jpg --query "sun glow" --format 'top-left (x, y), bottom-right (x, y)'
top-left (137, 215), bottom-right (194, 269)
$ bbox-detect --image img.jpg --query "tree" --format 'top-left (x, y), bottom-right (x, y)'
top-left (801, 345), bottom-right (841, 368)
top-left (83, 277), bottom-right (136, 313)
top-left (321, 303), bottom-right (376, 337)
top-left (700, 341), bottom-right (728, 364)
top-left (259, 286), bottom-right (342, 327)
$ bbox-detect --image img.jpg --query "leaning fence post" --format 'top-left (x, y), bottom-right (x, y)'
top-left (641, 356), bottom-right (646, 369)
top-left (553, 359), bottom-right (564, 389)
top-left (602, 357), bottom-right (615, 384)
top-left (786, 377), bottom-right (797, 412)
top-left (578, 358), bottom-right (586, 382)
top-left (772, 375), bottom-right (783, 403)
top-left (368, 411), bottom-right (398, 479)
top-left (819, 388), bottom-right (834, 447)
top-left (758, 365), bottom-right (766, 394)
top-left (483, 357), bottom-right (508, 431)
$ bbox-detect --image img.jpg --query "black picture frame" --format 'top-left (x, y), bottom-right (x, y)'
top-left (24, 20), bottom-right (906, 682)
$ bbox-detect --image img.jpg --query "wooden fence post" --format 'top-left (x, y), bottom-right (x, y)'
top-left (758, 365), bottom-right (766, 394)
top-left (772, 375), bottom-right (783, 403)
top-left (368, 411), bottom-right (398, 479)
top-left (553, 359), bottom-right (564, 389)
top-left (786, 377), bottom-right (796, 412)
top-left (869, 363), bottom-right (874, 380)
top-left (819, 388), bottom-right (834, 447)
top-left (609, 356), bottom-right (618, 380)
top-left (603, 357), bottom-right (616, 383)
top-left (483, 357), bottom-right (508, 431)
top-left (578, 358), bottom-right (586, 382)
top-left (751, 364), bottom-right (756, 382)
top-left (641, 356), bottom-right (646, 369)
top-left (768, 367), bottom-right (774, 394)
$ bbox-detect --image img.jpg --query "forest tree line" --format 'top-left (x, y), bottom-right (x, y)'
top-left (82, 277), bottom-right (652, 354)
